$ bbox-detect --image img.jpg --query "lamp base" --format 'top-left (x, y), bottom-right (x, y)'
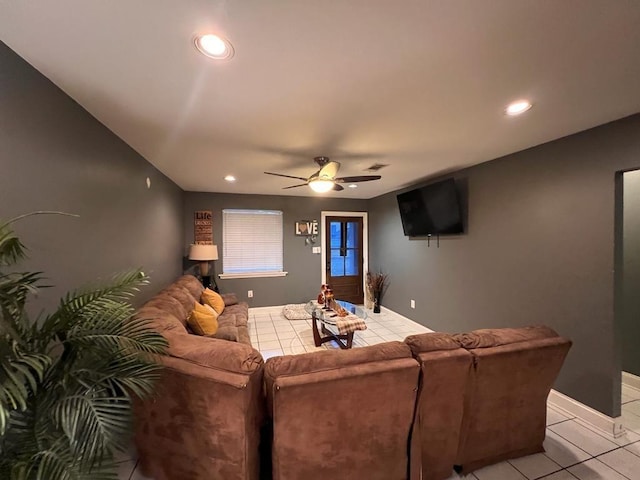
top-left (201, 275), bottom-right (220, 293)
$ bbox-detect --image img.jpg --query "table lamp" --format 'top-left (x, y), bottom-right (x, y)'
top-left (188, 244), bottom-right (219, 292)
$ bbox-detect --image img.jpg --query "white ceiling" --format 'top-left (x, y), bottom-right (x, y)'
top-left (2, 1), bottom-right (640, 199)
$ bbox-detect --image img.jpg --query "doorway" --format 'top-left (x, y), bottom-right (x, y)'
top-left (617, 169), bottom-right (640, 421)
top-left (321, 211), bottom-right (368, 305)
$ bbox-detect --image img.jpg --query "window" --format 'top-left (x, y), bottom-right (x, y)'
top-left (220, 209), bottom-right (286, 278)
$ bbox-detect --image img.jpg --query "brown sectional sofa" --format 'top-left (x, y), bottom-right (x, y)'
top-left (133, 275), bottom-right (264, 480)
top-left (132, 275), bottom-right (571, 480)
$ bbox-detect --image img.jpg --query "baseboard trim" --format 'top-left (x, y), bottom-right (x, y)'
top-left (379, 306), bottom-right (434, 332)
top-left (548, 389), bottom-right (625, 439)
top-left (623, 371), bottom-right (640, 391)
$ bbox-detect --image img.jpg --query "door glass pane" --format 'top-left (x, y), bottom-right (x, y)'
top-left (330, 222), bottom-right (342, 249)
top-left (345, 249), bottom-right (358, 275)
top-left (346, 222), bottom-right (358, 248)
top-left (330, 249), bottom-right (345, 276)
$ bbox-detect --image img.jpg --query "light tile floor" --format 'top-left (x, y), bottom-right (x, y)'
top-left (118, 306), bottom-right (640, 480)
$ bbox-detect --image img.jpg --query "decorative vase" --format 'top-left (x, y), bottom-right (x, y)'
top-left (364, 285), bottom-right (374, 310)
top-left (373, 296), bottom-right (381, 313)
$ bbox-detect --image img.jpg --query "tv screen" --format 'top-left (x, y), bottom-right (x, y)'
top-left (396, 179), bottom-right (463, 236)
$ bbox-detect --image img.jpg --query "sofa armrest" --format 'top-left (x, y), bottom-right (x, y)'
top-left (165, 332), bottom-right (263, 375)
top-left (222, 293), bottom-right (239, 306)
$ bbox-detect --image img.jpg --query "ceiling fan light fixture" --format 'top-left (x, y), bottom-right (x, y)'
top-left (309, 178), bottom-right (335, 193)
top-left (195, 34), bottom-right (234, 60)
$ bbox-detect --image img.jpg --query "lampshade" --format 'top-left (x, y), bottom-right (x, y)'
top-left (309, 178), bottom-right (335, 193)
top-left (188, 244), bottom-right (218, 261)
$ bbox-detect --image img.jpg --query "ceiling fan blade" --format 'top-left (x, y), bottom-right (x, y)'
top-left (333, 183), bottom-right (344, 191)
top-left (335, 175), bottom-right (382, 183)
top-left (265, 172), bottom-right (309, 181)
top-left (319, 161), bottom-right (340, 179)
top-left (282, 183), bottom-right (308, 189)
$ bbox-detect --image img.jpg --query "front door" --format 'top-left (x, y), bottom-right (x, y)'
top-left (325, 216), bottom-right (364, 304)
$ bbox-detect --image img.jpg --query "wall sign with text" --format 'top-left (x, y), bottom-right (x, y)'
top-left (295, 220), bottom-right (318, 236)
top-left (194, 210), bottom-right (213, 244)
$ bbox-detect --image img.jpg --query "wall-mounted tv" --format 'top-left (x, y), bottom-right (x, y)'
top-left (396, 178), bottom-right (463, 236)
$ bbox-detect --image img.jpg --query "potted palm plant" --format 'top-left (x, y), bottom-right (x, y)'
top-left (0, 214), bottom-right (167, 480)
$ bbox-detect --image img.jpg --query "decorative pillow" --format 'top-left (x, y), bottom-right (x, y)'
top-left (187, 302), bottom-right (219, 336)
top-left (201, 288), bottom-right (225, 315)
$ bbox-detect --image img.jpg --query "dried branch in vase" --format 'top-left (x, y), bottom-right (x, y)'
top-left (366, 271), bottom-right (389, 300)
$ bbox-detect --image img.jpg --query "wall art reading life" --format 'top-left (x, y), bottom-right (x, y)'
top-left (194, 210), bottom-right (213, 244)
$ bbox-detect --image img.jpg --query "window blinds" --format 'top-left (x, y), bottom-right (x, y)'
top-left (222, 209), bottom-right (284, 274)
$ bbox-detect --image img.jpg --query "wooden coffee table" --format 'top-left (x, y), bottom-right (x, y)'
top-left (304, 300), bottom-right (367, 350)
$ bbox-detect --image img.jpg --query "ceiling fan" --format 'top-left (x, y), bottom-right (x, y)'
top-left (264, 156), bottom-right (382, 192)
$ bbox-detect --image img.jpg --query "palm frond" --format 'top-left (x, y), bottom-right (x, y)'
top-left (0, 343), bottom-right (51, 435)
top-left (51, 391), bottom-right (132, 471)
top-left (0, 226), bottom-right (26, 267)
top-left (41, 270), bottom-right (148, 339)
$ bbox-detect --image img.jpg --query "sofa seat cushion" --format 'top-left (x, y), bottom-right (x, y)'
top-left (217, 313), bottom-right (237, 329)
top-left (224, 303), bottom-right (249, 317)
top-left (208, 325), bottom-right (239, 342)
top-left (453, 325), bottom-right (559, 349)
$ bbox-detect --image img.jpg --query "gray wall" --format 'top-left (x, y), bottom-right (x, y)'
top-left (621, 170), bottom-right (640, 376)
top-left (368, 114), bottom-right (640, 417)
top-left (184, 192), bottom-right (368, 307)
top-left (0, 41), bottom-right (184, 311)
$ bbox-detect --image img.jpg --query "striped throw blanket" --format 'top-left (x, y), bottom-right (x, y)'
top-left (334, 314), bottom-right (367, 335)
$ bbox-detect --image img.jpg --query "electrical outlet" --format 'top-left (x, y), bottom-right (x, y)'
top-left (248, 290), bottom-right (253, 298)
top-left (410, 299), bottom-right (415, 309)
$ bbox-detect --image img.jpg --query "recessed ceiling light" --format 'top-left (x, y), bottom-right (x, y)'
top-left (224, 175), bottom-right (236, 182)
top-left (348, 184), bottom-right (358, 189)
top-left (195, 34), bottom-right (234, 60)
top-left (505, 99), bottom-right (533, 116)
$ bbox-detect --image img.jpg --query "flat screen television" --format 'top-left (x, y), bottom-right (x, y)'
top-left (396, 178), bottom-right (463, 236)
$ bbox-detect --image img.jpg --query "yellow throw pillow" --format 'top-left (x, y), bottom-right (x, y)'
top-left (188, 302), bottom-right (219, 336)
top-left (201, 288), bottom-right (225, 315)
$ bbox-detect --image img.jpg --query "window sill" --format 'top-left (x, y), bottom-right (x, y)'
top-left (218, 272), bottom-right (288, 280)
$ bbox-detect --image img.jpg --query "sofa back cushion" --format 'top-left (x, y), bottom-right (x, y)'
top-left (266, 341), bottom-right (411, 378)
top-left (265, 342), bottom-right (419, 480)
top-left (174, 274), bottom-right (205, 300)
top-left (404, 332), bottom-right (460, 355)
top-left (404, 333), bottom-right (473, 480)
top-left (452, 325), bottom-right (558, 349)
top-left (455, 331), bottom-right (572, 473)
top-left (161, 285), bottom-right (198, 314)
top-left (134, 306), bottom-right (187, 334)
top-left (144, 295), bottom-right (188, 325)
